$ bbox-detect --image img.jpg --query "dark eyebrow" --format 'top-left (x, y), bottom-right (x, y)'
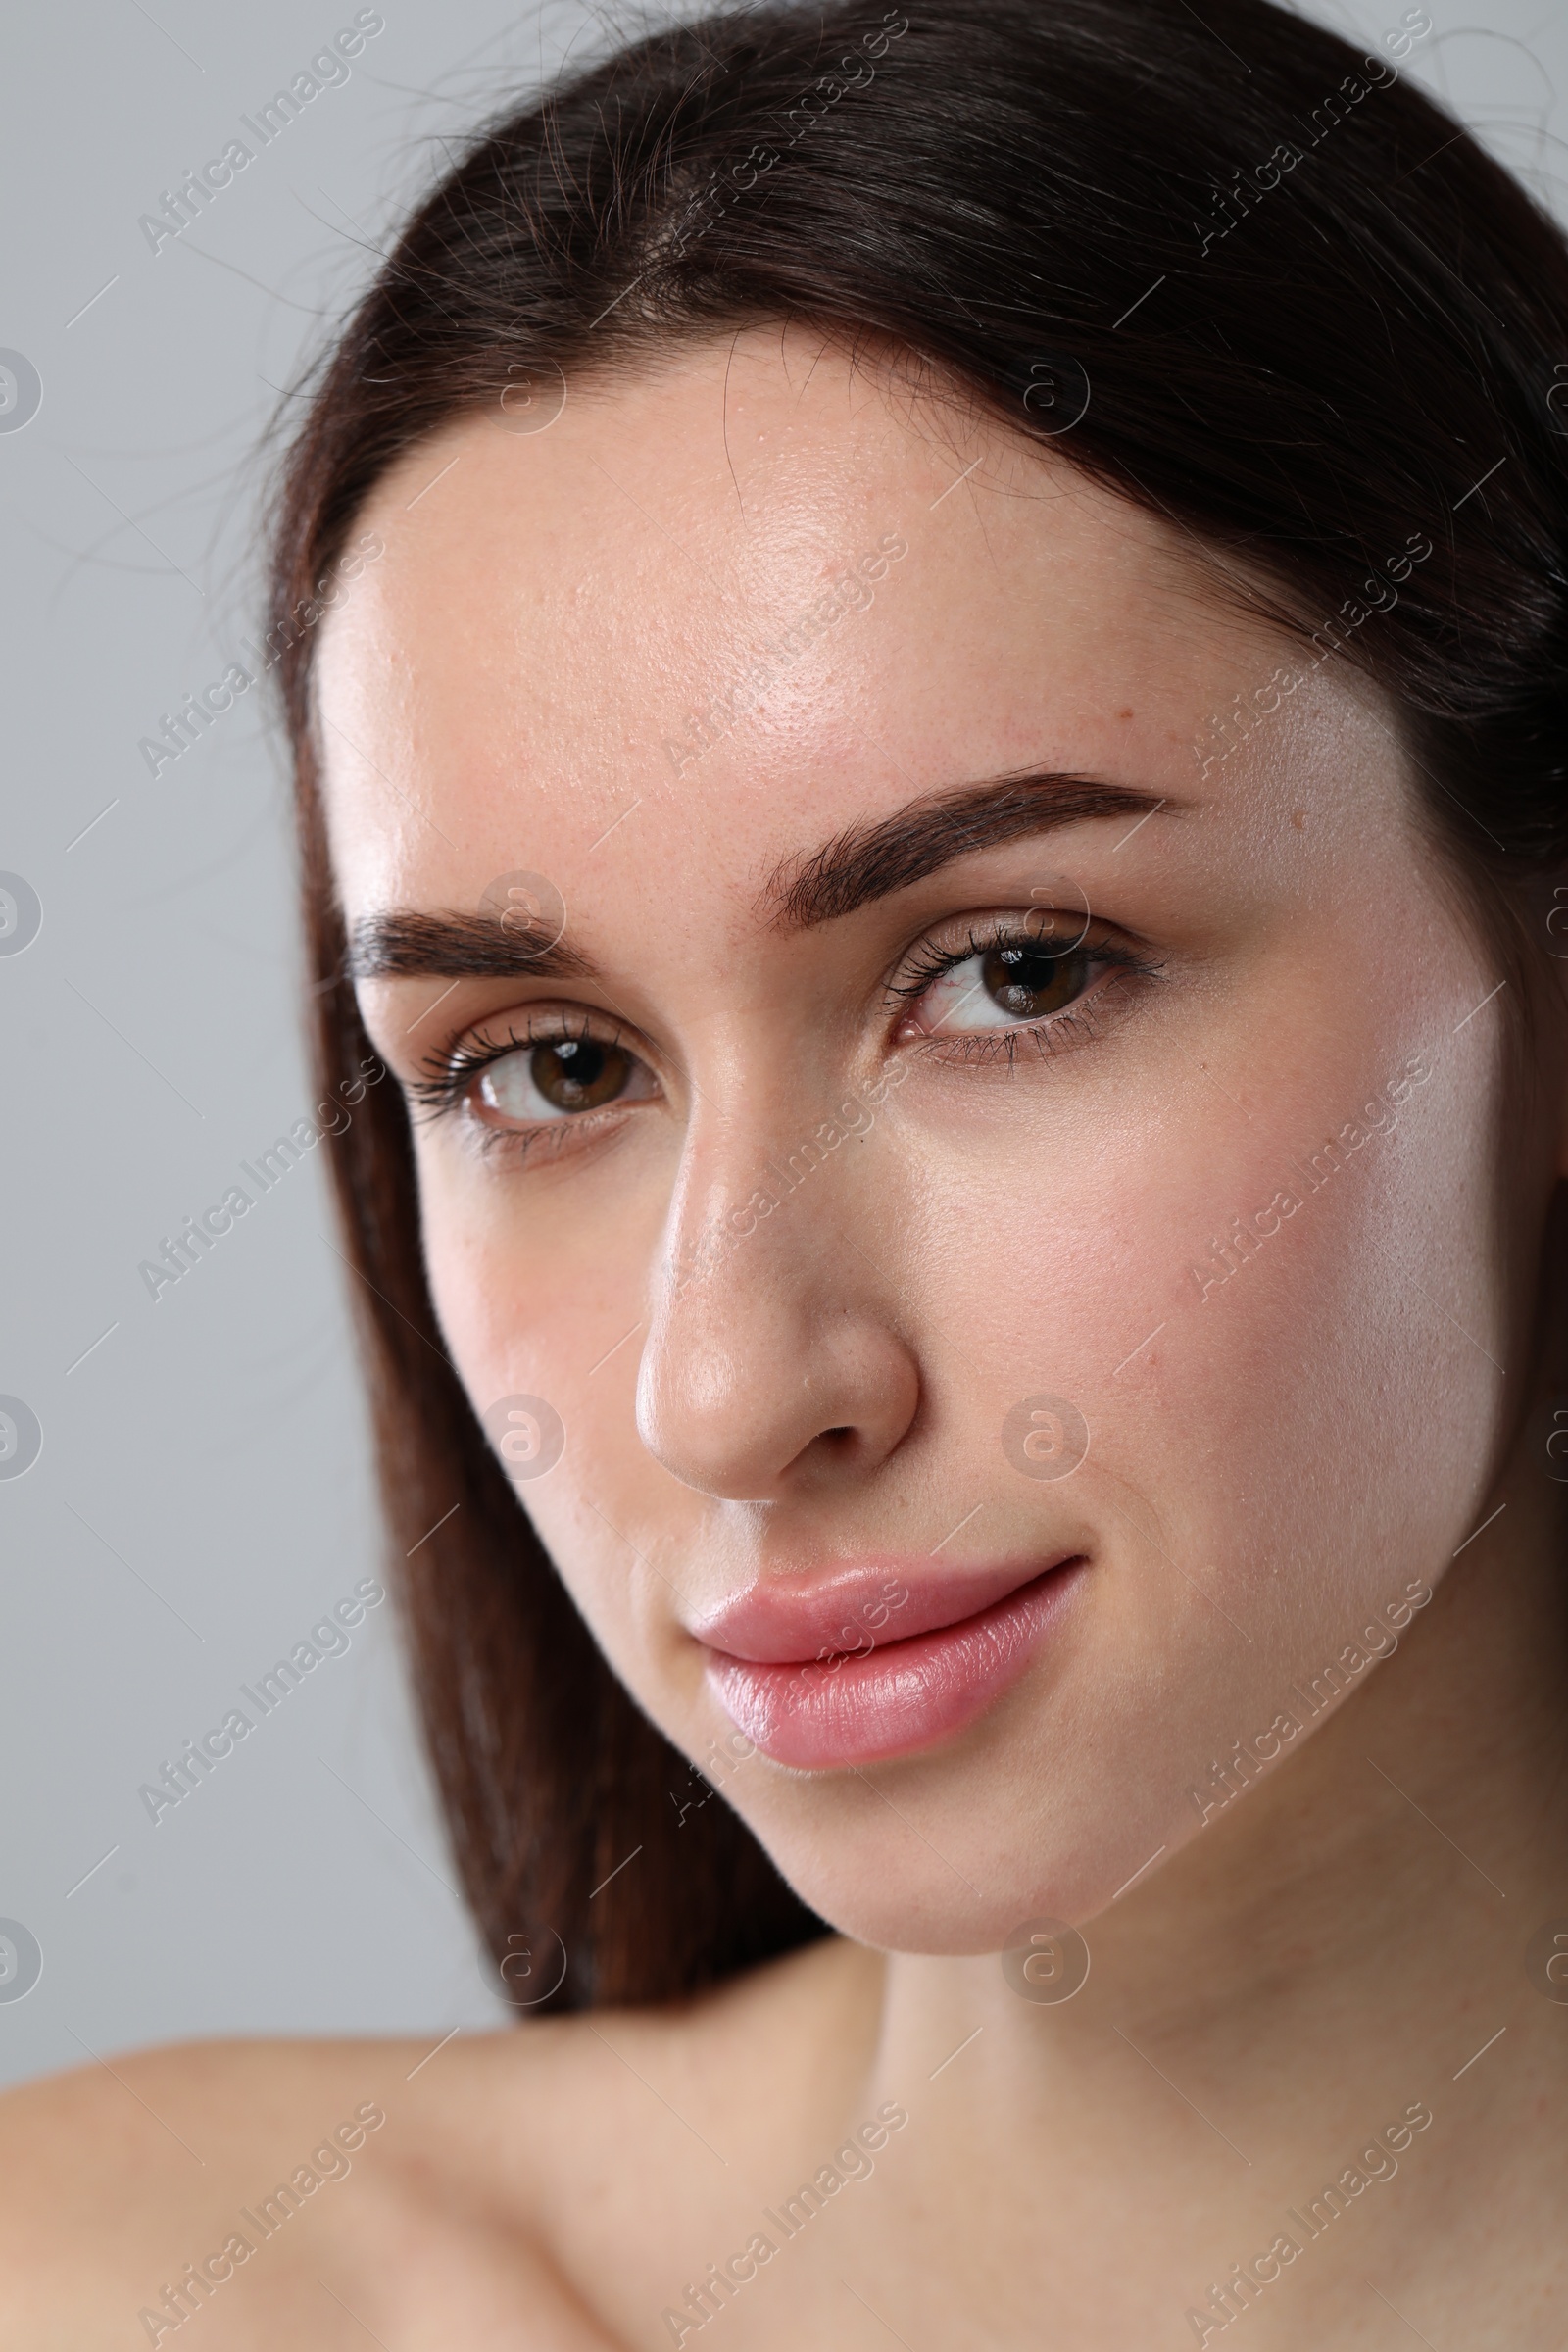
top-left (349, 772), bottom-right (1173, 979)
top-left (345, 909), bottom-right (597, 983)
top-left (760, 771), bottom-right (1173, 933)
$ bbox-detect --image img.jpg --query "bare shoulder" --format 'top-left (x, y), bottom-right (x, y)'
top-left (0, 1936), bottom-right (878, 2351)
top-left (0, 2031), bottom-right (608, 2348)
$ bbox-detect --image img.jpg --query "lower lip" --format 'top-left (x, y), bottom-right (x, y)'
top-left (703, 1560), bottom-right (1087, 1770)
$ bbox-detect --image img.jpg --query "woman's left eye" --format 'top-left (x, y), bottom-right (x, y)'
top-left (910, 934), bottom-right (1103, 1034)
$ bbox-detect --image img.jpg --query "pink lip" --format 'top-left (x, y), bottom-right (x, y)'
top-left (693, 1555), bottom-right (1087, 1770)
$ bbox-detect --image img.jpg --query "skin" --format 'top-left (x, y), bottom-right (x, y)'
top-left (4, 328), bottom-right (1567, 2349)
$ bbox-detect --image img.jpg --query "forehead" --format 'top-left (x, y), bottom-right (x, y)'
top-left (315, 328), bottom-right (1389, 926)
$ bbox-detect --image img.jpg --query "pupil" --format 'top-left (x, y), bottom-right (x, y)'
top-left (532, 1037), bottom-right (627, 1110)
top-left (981, 942), bottom-right (1083, 1019)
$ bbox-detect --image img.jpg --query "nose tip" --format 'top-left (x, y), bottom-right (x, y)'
top-left (636, 1284), bottom-right (920, 1502)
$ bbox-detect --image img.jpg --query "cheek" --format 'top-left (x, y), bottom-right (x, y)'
top-left (414, 1141), bottom-right (690, 1653)
top-left (420, 1136), bottom-right (652, 1385)
top-left (1174, 1065), bottom-right (1493, 1591)
top-left (890, 1012), bottom-right (1499, 1851)
top-left (925, 1051), bottom-right (1492, 1551)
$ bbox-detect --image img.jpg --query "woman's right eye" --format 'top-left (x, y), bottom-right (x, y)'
top-left (471, 1035), bottom-right (659, 1126)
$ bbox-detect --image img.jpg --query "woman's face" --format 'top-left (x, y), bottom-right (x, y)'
top-left (319, 328), bottom-right (1546, 1952)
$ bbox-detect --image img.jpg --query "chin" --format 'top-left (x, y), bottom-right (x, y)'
top-left (710, 1695), bottom-right (1187, 1957)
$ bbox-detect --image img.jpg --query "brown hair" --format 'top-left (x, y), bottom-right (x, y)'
top-left (270, 0), bottom-right (1568, 2009)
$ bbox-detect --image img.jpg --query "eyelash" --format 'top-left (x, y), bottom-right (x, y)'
top-left (405, 918), bottom-right (1164, 1142)
top-left (406, 1014), bottom-right (620, 1134)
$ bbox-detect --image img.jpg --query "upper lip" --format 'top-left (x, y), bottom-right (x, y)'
top-left (689, 1555), bottom-right (1081, 1665)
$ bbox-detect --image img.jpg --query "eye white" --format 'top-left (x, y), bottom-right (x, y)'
top-left (919, 952), bottom-right (1037, 1032)
top-left (472, 1041), bottom-right (658, 1125)
top-left (477, 1048), bottom-right (567, 1121)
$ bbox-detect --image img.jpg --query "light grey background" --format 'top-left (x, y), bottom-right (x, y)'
top-left (1, 0), bottom-right (1564, 2091)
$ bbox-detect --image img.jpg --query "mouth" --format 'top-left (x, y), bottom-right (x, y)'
top-left (692, 1554), bottom-right (1088, 1770)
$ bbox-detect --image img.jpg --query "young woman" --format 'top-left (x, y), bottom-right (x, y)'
top-left (7, 0), bottom-right (1568, 2341)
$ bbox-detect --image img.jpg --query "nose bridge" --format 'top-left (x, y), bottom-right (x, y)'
top-left (635, 1070), bottom-right (918, 1500)
top-left (670, 1070), bottom-right (879, 1287)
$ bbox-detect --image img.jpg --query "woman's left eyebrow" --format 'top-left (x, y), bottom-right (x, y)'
top-left (760, 769), bottom-right (1176, 933)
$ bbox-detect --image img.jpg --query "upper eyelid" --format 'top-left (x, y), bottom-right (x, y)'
top-left (908, 908), bottom-right (1129, 956)
top-left (416, 1008), bottom-right (624, 1081)
top-left (887, 913), bottom-right (1143, 996)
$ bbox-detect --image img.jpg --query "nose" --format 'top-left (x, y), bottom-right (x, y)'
top-left (635, 1109), bottom-right (920, 1501)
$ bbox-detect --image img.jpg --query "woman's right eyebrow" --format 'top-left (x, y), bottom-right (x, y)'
top-left (345, 909), bottom-right (598, 982)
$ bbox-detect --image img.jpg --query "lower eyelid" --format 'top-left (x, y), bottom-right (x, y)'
top-left (465, 1101), bottom-right (633, 1163)
top-left (908, 958), bottom-right (1149, 1056)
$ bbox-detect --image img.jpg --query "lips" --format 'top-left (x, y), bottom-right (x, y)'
top-left (693, 1555), bottom-right (1087, 1770)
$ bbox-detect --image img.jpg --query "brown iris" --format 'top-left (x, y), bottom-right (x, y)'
top-left (979, 940), bottom-right (1088, 1019)
top-left (527, 1037), bottom-right (632, 1111)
